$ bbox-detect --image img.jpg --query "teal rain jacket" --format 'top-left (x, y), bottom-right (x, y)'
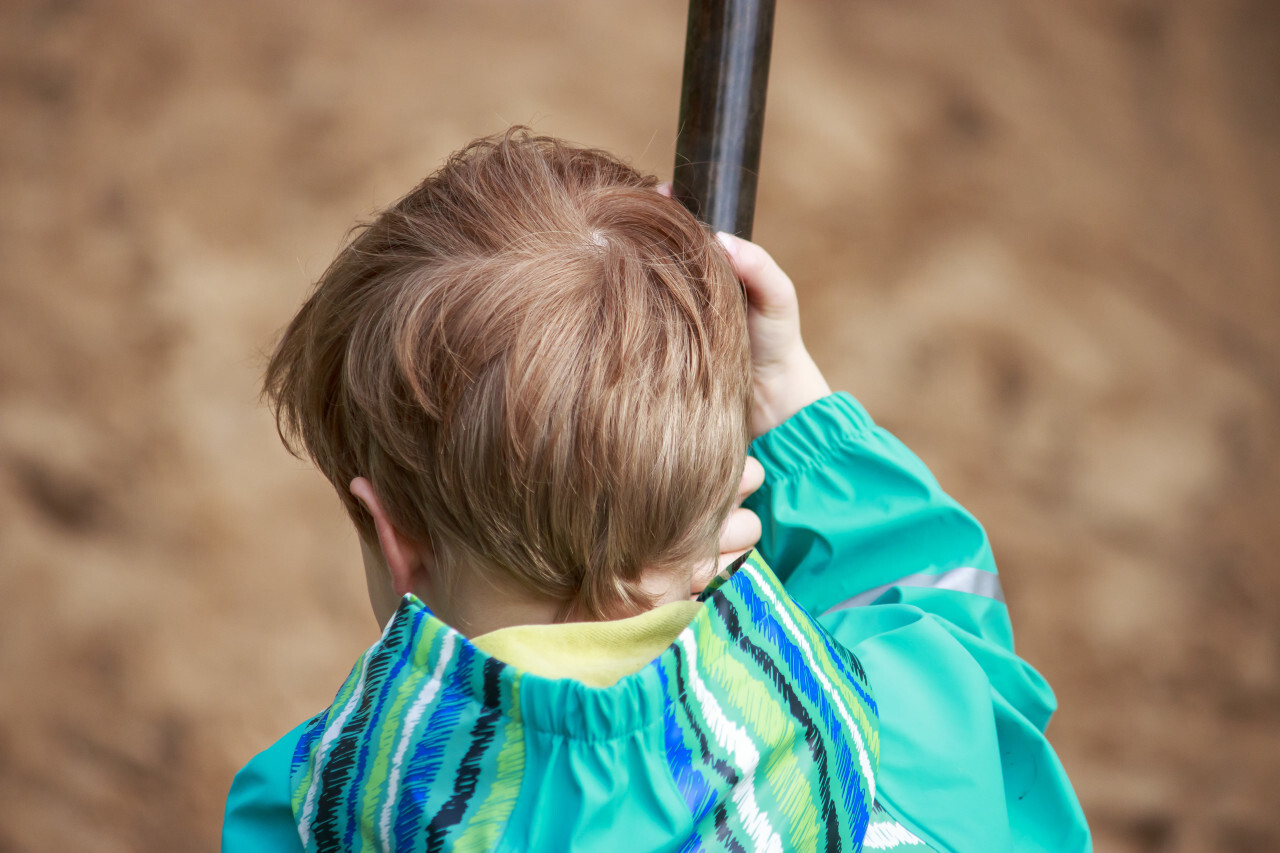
top-left (223, 393), bottom-right (1091, 852)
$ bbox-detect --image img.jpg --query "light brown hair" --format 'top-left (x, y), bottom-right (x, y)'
top-left (265, 128), bottom-right (750, 620)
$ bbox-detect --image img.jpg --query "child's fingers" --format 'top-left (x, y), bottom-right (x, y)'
top-left (715, 232), bottom-right (798, 319)
top-left (655, 182), bottom-right (674, 198)
top-left (736, 456), bottom-right (765, 506)
top-left (696, 480), bottom-right (764, 598)
top-left (700, 459), bottom-right (764, 595)
top-left (719, 506), bottom-right (762, 556)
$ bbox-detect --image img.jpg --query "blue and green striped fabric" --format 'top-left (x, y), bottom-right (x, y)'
top-left (286, 551), bottom-right (880, 852)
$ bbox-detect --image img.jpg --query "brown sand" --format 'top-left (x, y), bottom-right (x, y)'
top-left (1, 1), bottom-right (1277, 850)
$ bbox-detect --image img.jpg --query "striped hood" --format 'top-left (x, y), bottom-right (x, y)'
top-left (287, 551), bottom-right (880, 852)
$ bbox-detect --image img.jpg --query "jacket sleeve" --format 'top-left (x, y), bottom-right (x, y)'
top-left (222, 724), bottom-right (307, 853)
top-left (743, 393), bottom-right (1091, 853)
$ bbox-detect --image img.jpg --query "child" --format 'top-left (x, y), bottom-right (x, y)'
top-left (223, 129), bottom-right (1090, 852)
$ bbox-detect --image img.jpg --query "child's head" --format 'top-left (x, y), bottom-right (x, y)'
top-left (266, 129), bottom-right (750, 622)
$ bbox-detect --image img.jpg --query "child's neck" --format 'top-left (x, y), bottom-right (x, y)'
top-left (443, 576), bottom-right (562, 637)
top-left (444, 565), bottom-right (699, 637)
top-left (361, 537), bottom-right (702, 636)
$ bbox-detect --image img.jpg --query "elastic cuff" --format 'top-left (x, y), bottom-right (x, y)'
top-left (747, 392), bottom-right (873, 477)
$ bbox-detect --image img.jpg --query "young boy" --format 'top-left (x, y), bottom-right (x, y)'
top-left (223, 130), bottom-right (1090, 852)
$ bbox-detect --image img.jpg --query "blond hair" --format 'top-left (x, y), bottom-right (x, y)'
top-left (265, 129), bottom-right (750, 620)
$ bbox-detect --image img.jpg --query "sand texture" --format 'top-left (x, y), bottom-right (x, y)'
top-left (1, 1), bottom-right (1277, 850)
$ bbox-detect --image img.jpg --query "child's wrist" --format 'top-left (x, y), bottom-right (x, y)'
top-left (751, 349), bottom-right (831, 437)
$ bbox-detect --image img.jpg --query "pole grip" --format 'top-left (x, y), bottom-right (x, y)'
top-left (673, 0), bottom-right (776, 240)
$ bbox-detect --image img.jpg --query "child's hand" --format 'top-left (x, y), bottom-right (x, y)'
top-left (655, 185), bottom-right (829, 435)
top-left (716, 233), bottom-right (832, 437)
top-left (690, 456), bottom-right (765, 598)
top-left (719, 455), bottom-right (764, 565)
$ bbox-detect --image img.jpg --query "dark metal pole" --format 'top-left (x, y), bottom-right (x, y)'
top-left (673, 0), bottom-right (776, 240)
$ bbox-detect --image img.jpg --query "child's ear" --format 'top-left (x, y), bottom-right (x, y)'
top-left (349, 477), bottom-right (431, 599)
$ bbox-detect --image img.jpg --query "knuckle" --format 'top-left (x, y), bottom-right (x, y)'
top-left (736, 241), bottom-right (771, 273)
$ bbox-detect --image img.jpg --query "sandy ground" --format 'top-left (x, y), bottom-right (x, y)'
top-left (1, 0), bottom-right (1277, 850)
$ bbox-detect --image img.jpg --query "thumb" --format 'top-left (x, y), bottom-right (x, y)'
top-left (716, 232), bottom-right (799, 322)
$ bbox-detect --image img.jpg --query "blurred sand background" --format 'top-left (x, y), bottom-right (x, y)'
top-left (2, 0), bottom-right (1277, 850)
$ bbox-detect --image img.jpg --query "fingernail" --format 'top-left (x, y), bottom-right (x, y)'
top-left (715, 231), bottom-right (737, 255)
